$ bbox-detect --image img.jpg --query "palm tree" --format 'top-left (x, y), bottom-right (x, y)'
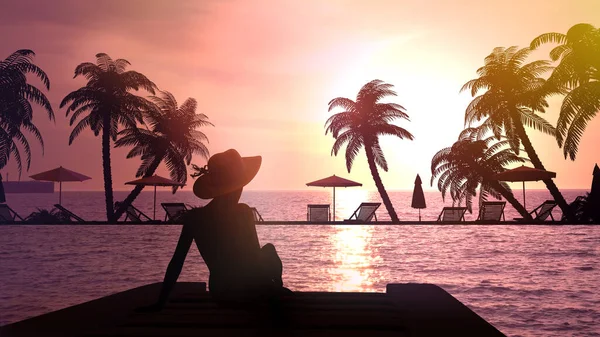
top-left (113, 90), bottom-right (212, 220)
top-left (325, 79), bottom-right (414, 223)
top-left (60, 53), bottom-right (156, 222)
top-left (431, 129), bottom-right (532, 220)
top-left (462, 46), bottom-right (576, 222)
top-left (531, 23), bottom-right (600, 160)
top-left (0, 49), bottom-right (54, 177)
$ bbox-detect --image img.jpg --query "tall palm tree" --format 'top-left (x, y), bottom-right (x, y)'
top-left (113, 90), bottom-right (212, 220)
top-left (0, 49), bottom-right (54, 177)
top-left (431, 129), bottom-right (532, 220)
top-left (325, 79), bottom-right (414, 223)
top-left (60, 53), bottom-right (156, 222)
top-left (462, 46), bottom-right (576, 222)
top-left (531, 23), bottom-right (600, 160)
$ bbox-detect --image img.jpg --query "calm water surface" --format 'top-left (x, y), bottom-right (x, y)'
top-left (0, 190), bottom-right (598, 337)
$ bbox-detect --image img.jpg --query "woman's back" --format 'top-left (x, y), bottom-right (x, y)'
top-left (182, 202), bottom-right (264, 295)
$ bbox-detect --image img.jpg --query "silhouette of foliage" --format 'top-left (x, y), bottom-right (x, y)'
top-left (61, 53), bottom-right (157, 221)
top-left (325, 79), bottom-right (413, 222)
top-left (531, 23), bottom-right (600, 160)
top-left (25, 208), bottom-right (71, 224)
top-left (568, 193), bottom-right (600, 223)
top-left (463, 46), bottom-right (575, 222)
top-left (431, 130), bottom-right (530, 219)
top-left (113, 90), bottom-right (212, 220)
top-left (0, 49), bottom-right (54, 177)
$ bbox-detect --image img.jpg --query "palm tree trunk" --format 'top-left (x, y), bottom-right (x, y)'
top-left (364, 146), bottom-right (399, 223)
top-left (465, 158), bottom-right (532, 220)
top-left (102, 114), bottom-right (115, 222)
top-left (513, 121), bottom-right (576, 222)
top-left (488, 180), bottom-right (532, 220)
top-left (113, 155), bottom-right (163, 221)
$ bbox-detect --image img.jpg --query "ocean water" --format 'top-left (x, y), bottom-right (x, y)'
top-left (0, 190), bottom-right (599, 337)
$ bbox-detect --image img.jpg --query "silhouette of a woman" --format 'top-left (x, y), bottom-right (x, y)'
top-left (142, 149), bottom-right (288, 311)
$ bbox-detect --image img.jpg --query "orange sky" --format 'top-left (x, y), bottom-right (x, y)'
top-left (1, 0), bottom-right (599, 191)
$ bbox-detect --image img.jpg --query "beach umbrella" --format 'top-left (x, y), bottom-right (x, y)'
top-left (493, 165), bottom-right (556, 210)
top-left (0, 174), bottom-right (5, 203)
top-left (30, 166), bottom-right (91, 205)
top-left (125, 175), bottom-right (185, 220)
top-left (306, 175), bottom-right (362, 221)
top-left (588, 164), bottom-right (600, 221)
top-left (411, 174), bottom-right (426, 221)
top-left (590, 164), bottom-right (600, 197)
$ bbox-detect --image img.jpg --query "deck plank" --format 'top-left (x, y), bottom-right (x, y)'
top-left (0, 282), bottom-right (506, 337)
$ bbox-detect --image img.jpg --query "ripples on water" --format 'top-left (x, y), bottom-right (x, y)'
top-left (0, 190), bottom-right (599, 337)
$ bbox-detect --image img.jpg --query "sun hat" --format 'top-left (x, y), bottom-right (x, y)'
top-left (193, 149), bottom-right (261, 199)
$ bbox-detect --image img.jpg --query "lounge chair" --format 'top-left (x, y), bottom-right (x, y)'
top-left (250, 207), bottom-right (264, 222)
top-left (53, 204), bottom-right (85, 223)
top-left (514, 200), bottom-right (557, 222)
top-left (344, 202), bottom-right (380, 222)
top-left (476, 201), bottom-right (506, 222)
top-left (161, 202), bottom-right (188, 221)
top-left (437, 207), bottom-right (467, 222)
top-left (0, 204), bottom-right (24, 223)
top-left (115, 201), bottom-right (154, 222)
top-left (307, 204), bottom-right (330, 222)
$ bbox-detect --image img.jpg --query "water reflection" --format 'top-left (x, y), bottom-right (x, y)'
top-left (328, 225), bottom-right (381, 292)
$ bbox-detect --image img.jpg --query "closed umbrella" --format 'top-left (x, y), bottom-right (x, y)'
top-left (306, 175), bottom-right (362, 221)
top-left (30, 166), bottom-right (91, 205)
top-left (590, 164), bottom-right (600, 197)
top-left (588, 164), bottom-right (600, 222)
top-left (411, 174), bottom-right (426, 221)
top-left (125, 175), bottom-right (185, 220)
top-left (0, 174), bottom-right (5, 203)
top-left (493, 165), bottom-right (556, 210)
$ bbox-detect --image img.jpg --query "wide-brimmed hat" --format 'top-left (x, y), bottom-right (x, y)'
top-left (193, 149), bottom-right (261, 199)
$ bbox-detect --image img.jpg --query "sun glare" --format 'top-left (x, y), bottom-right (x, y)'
top-left (329, 225), bottom-right (381, 292)
top-left (334, 188), bottom-right (369, 220)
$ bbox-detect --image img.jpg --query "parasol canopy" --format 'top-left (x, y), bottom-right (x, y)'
top-left (125, 175), bottom-right (185, 220)
top-left (493, 165), bottom-right (556, 210)
top-left (411, 174), bottom-right (426, 221)
top-left (30, 166), bottom-right (91, 205)
top-left (306, 175), bottom-right (362, 221)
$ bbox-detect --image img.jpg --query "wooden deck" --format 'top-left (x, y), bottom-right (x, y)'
top-left (1, 282), bottom-right (506, 337)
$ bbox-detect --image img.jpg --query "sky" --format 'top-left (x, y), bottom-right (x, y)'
top-left (0, 0), bottom-right (599, 192)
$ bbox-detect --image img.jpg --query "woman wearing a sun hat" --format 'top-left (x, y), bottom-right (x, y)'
top-left (143, 149), bottom-right (289, 310)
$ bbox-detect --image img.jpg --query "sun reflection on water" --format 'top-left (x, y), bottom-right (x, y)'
top-left (328, 224), bottom-right (382, 292)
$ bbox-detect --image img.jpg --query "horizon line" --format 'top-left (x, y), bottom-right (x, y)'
top-left (14, 188), bottom-right (592, 192)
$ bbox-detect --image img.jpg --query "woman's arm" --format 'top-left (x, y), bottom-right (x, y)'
top-left (153, 223), bottom-right (194, 309)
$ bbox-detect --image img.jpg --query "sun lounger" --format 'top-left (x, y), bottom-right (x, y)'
top-left (53, 204), bottom-right (85, 223)
top-left (514, 200), bottom-right (557, 222)
top-left (437, 207), bottom-right (467, 222)
top-left (0, 204), bottom-right (24, 223)
top-left (476, 201), bottom-right (506, 222)
top-left (250, 207), bottom-right (264, 222)
top-left (344, 202), bottom-right (380, 222)
top-left (115, 201), bottom-right (154, 222)
top-left (307, 204), bottom-right (331, 222)
top-left (161, 203), bottom-right (188, 221)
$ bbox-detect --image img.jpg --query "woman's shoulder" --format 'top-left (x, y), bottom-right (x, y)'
top-left (236, 203), bottom-right (252, 212)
